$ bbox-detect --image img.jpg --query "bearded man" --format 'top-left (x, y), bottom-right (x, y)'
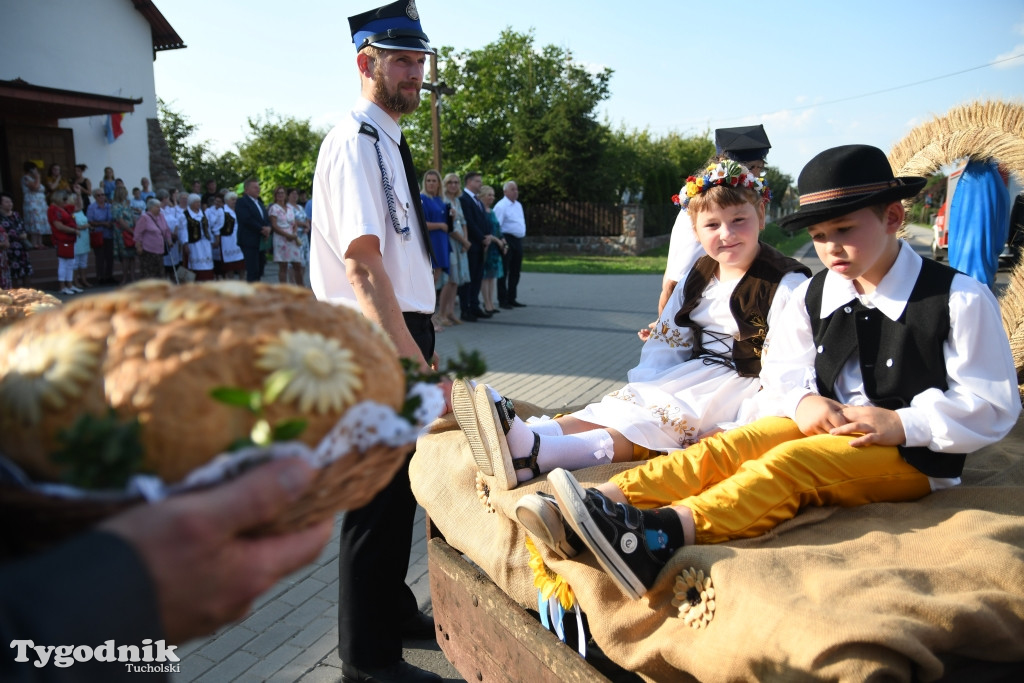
top-left (310, 2), bottom-right (443, 681)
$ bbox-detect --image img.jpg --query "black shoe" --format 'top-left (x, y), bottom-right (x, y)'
top-left (510, 301), bottom-right (527, 307)
top-left (549, 468), bottom-right (668, 599)
top-left (499, 303), bottom-right (514, 310)
top-left (399, 611), bottom-right (436, 640)
top-left (461, 313), bottom-right (478, 322)
top-left (484, 308), bottom-right (500, 314)
top-left (514, 492), bottom-right (586, 559)
top-left (472, 308), bottom-right (492, 319)
top-left (341, 659), bottom-right (441, 683)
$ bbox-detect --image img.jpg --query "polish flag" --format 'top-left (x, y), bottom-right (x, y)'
top-left (106, 113), bottom-right (124, 143)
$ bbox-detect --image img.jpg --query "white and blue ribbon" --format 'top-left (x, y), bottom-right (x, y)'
top-left (370, 137), bottom-right (411, 241)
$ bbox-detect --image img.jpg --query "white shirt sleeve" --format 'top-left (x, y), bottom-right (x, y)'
top-left (757, 278), bottom-right (820, 418)
top-left (896, 274), bottom-right (1020, 452)
top-left (664, 210), bottom-right (705, 282)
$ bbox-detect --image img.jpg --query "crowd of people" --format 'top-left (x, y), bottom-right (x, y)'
top-left (420, 170), bottom-right (527, 332)
top-left (3, 162), bottom-right (316, 294)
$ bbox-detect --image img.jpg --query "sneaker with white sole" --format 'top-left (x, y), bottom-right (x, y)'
top-left (549, 468), bottom-right (667, 599)
top-left (514, 491), bottom-right (585, 560)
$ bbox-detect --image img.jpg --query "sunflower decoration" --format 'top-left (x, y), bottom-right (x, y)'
top-left (474, 471), bottom-right (495, 513)
top-left (672, 567), bottom-right (716, 629)
top-left (0, 331), bottom-right (102, 425)
top-left (256, 330), bottom-right (363, 415)
top-left (526, 536), bottom-right (575, 610)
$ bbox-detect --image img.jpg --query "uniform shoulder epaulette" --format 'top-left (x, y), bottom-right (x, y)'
top-left (358, 122), bottom-right (379, 141)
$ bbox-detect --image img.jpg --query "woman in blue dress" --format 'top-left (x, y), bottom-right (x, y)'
top-left (421, 170), bottom-right (450, 331)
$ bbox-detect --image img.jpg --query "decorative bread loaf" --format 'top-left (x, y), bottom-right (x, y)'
top-left (0, 280), bottom-right (405, 485)
top-left (0, 288), bottom-right (61, 329)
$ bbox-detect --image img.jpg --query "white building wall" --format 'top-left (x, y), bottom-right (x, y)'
top-left (0, 0), bottom-right (164, 190)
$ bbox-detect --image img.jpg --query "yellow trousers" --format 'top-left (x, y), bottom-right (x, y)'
top-left (612, 416), bottom-right (932, 545)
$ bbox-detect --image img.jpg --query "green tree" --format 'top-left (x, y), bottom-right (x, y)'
top-left (404, 30), bottom-right (614, 202)
top-left (235, 112), bottom-right (326, 202)
top-left (157, 98), bottom-right (240, 191)
top-left (764, 168), bottom-right (793, 213)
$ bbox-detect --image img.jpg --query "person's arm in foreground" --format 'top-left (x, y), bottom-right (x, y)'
top-left (344, 234), bottom-right (436, 373)
top-left (0, 457), bottom-right (331, 671)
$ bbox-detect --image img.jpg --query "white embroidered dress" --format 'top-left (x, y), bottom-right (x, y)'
top-left (572, 269), bottom-right (807, 452)
top-left (185, 208), bottom-right (214, 272)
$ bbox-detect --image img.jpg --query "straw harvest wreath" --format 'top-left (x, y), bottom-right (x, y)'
top-left (0, 280), bottom-right (447, 550)
top-left (887, 99), bottom-right (1024, 398)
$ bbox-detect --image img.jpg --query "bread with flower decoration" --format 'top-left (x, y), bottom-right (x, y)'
top-left (0, 280), bottom-right (407, 488)
top-left (0, 288), bottom-right (62, 329)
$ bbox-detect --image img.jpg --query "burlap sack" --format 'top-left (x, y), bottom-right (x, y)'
top-left (411, 411), bottom-right (1024, 682)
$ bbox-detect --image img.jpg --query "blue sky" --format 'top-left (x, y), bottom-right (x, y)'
top-left (153, 0), bottom-right (1024, 179)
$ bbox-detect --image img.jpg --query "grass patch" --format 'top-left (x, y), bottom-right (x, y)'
top-left (522, 222), bottom-right (811, 274)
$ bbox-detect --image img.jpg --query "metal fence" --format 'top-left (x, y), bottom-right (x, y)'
top-left (523, 201), bottom-right (623, 237)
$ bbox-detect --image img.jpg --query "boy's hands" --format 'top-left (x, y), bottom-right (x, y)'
top-left (830, 405), bottom-right (906, 447)
top-left (794, 394), bottom-right (847, 435)
top-left (795, 396), bottom-right (907, 447)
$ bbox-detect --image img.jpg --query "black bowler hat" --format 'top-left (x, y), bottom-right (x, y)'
top-left (715, 125), bottom-right (771, 163)
top-left (779, 144), bottom-right (927, 231)
top-left (349, 0), bottom-right (433, 53)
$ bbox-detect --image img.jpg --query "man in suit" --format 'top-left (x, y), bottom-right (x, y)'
top-left (458, 171), bottom-right (488, 321)
top-left (235, 178), bottom-right (271, 282)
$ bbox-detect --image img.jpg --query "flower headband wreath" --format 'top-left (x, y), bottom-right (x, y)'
top-left (672, 159), bottom-right (772, 211)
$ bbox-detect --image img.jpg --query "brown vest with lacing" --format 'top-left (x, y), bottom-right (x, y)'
top-left (674, 242), bottom-right (811, 377)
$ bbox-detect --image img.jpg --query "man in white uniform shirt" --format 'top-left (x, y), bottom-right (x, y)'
top-left (493, 180), bottom-right (527, 308)
top-left (309, 2), bottom-right (443, 681)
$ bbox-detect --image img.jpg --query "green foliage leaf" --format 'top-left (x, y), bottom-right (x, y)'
top-left (210, 386), bottom-right (262, 412)
top-left (262, 369), bottom-right (294, 405)
top-left (272, 419), bottom-right (308, 442)
top-left (52, 410), bottom-right (145, 490)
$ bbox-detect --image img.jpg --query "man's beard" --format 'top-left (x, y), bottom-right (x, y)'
top-left (374, 77), bottom-right (421, 115)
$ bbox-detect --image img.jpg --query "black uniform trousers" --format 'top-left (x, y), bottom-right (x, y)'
top-left (337, 312), bottom-right (435, 666)
top-left (497, 234), bottom-right (523, 305)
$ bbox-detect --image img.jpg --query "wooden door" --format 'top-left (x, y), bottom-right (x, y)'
top-left (2, 124), bottom-right (75, 210)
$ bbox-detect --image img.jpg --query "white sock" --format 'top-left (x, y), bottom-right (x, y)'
top-left (514, 429), bottom-right (615, 483)
top-left (527, 420), bottom-right (564, 437)
top-left (504, 415), bottom-right (537, 460)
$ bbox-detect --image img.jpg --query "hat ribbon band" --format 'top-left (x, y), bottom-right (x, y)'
top-left (358, 28), bottom-right (429, 49)
top-left (800, 180), bottom-right (901, 206)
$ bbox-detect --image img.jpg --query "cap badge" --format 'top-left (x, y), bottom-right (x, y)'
top-left (405, 0), bottom-right (419, 20)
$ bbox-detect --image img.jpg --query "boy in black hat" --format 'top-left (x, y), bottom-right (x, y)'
top-left (521, 144), bottom-right (1019, 600)
top-left (310, 2), bottom-right (443, 681)
top-left (658, 125), bottom-right (772, 315)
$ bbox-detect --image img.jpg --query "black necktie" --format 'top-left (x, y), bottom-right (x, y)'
top-left (398, 134), bottom-right (434, 261)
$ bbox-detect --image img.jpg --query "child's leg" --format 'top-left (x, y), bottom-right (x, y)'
top-left (611, 416), bottom-right (805, 509)
top-left (681, 432), bottom-right (931, 544)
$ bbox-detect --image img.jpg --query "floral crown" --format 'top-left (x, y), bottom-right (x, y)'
top-left (671, 159), bottom-right (771, 211)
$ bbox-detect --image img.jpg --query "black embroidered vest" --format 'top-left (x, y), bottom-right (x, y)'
top-left (221, 212), bottom-right (235, 236)
top-left (675, 243), bottom-right (811, 378)
top-left (186, 213), bottom-right (210, 243)
top-left (804, 257), bottom-right (965, 478)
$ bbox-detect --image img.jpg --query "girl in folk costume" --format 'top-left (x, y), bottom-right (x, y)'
top-left (183, 194), bottom-right (215, 281)
top-left (205, 194), bottom-right (225, 278)
top-left (218, 192), bottom-right (246, 279)
top-left (70, 192), bottom-right (93, 290)
top-left (455, 160), bottom-right (811, 492)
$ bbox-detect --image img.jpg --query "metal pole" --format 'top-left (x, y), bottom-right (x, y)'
top-left (430, 53), bottom-right (442, 173)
